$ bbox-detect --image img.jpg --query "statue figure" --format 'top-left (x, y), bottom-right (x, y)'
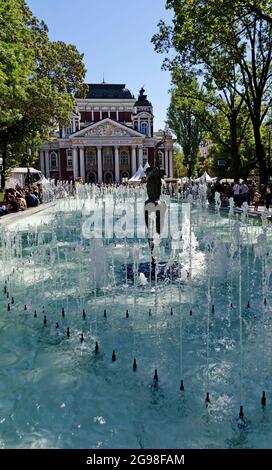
top-left (144, 136), bottom-right (167, 276)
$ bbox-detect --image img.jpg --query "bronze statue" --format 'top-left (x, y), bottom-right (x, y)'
top-left (144, 136), bottom-right (166, 276)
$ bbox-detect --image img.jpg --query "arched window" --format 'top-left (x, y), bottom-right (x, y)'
top-left (143, 148), bottom-right (148, 166)
top-left (158, 150), bottom-right (164, 168)
top-left (140, 122), bottom-right (148, 136)
top-left (88, 172), bottom-right (97, 183)
top-left (86, 149), bottom-right (97, 169)
top-left (50, 152), bottom-right (58, 169)
top-left (104, 172), bottom-right (113, 183)
top-left (103, 148), bottom-right (113, 169)
top-left (120, 150), bottom-right (129, 166)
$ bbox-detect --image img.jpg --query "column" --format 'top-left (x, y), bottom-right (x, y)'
top-left (40, 151), bottom-right (45, 175)
top-left (114, 146), bottom-right (120, 182)
top-left (97, 147), bottom-right (102, 182)
top-left (72, 147), bottom-right (79, 180)
top-left (138, 146), bottom-right (143, 168)
top-left (45, 150), bottom-right (50, 178)
top-left (131, 146), bottom-right (137, 175)
top-left (80, 147), bottom-right (85, 182)
top-left (116, 110), bottom-right (119, 121)
top-left (165, 149), bottom-right (169, 177)
top-left (169, 149), bottom-right (173, 177)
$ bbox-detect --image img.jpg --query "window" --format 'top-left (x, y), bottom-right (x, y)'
top-left (143, 148), bottom-right (148, 166)
top-left (66, 125), bottom-right (73, 135)
top-left (103, 148), bottom-right (113, 169)
top-left (140, 121), bottom-right (148, 136)
top-left (50, 152), bottom-right (58, 170)
top-left (158, 150), bottom-right (164, 168)
top-left (120, 150), bottom-right (129, 166)
top-left (86, 149), bottom-right (96, 169)
top-left (66, 149), bottom-right (73, 169)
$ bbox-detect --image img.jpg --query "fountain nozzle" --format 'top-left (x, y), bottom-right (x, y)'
top-left (247, 301), bottom-right (250, 308)
top-left (95, 341), bottom-right (99, 353)
top-left (261, 391), bottom-right (266, 407)
top-left (80, 333), bottom-right (84, 343)
top-left (170, 307), bottom-right (173, 315)
top-left (43, 315), bottom-right (47, 325)
top-left (82, 309), bottom-right (86, 319)
top-left (133, 358), bottom-right (137, 371)
top-left (112, 350), bottom-right (116, 362)
top-left (126, 310), bottom-right (129, 318)
top-left (205, 392), bottom-right (210, 405)
top-left (62, 307), bottom-right (65, 318)
top-left (154, 369), bottom-right (158, 381)
top-left (104, 309), bottom-right (107, 319)
top-left (239, 406), bottom-right (244, 419)
top-left (7, 303), bottom-right (10, 311)
top-left (67, 327), bottom-right (70, 338)
top-left (180, 380), bottom-right (184, 391)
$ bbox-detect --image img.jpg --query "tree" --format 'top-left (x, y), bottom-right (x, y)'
top-left (0, 0), bottom-right (87, 188)
top-left (152, 0), bottom-right (272, 183)
top-left (172, 145), bottom-right (187, 178)
top-left (167, 84), bottom-right (205, 177)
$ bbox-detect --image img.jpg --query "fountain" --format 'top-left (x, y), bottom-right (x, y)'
top-left (0, 182), bottom-right (272, 449)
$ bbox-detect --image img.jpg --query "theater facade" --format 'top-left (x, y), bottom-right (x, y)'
top-left (39, 84), bottom-right (174, 183)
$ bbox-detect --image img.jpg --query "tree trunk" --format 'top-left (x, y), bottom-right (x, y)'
top-left (1, 144), bottom-right (7, 190)
top-left (229, 111), bottom-right (240, 178)
top-left (253, 125), bottom-right (269, 185)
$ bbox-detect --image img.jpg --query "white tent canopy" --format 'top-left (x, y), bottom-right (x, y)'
top-left (194, 171), bottom-right (217, 183)
top-left (129, 165), bottom-right (145, 182)
top-left (143, 161), bottom-right (150, 172)
top-left (36, 176), bottom-right (50, 185)
top-left (6, 167), bottom-right (42, 188)
top-left (11, 167), bottom-right (41, 174)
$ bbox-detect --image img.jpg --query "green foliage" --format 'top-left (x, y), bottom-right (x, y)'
top-left (173, 145), bottom-right (187, 177)
top-left (0, 0), bottom-right (87, 186)
top-left (167, 83), bottom-right (205, 177)
top-left (153, 0), bottom-right (272, 183)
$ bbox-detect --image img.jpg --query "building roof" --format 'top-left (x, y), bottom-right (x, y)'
top-left (135, 87), bottom-right (152, 107)
top-left (84, 83), bottom-right (135, 100)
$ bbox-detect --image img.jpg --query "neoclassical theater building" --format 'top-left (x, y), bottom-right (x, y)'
top-left (39, 83), bottom-right (174, 183)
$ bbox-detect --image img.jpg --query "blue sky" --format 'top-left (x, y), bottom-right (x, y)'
top-left (27, 0), bottom-right (173, 130)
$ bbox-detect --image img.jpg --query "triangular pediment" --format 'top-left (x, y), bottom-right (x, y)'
top-left (71, 118), bottom-right (144, 138)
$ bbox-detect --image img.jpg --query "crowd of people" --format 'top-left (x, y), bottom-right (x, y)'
top-left (0, 185), bottom-right (43, 217)
top-left (164, 178), bottom-right (272, 212)
top-left (1, 178), bottom-right (272, 218)
top-left (206, 179), bottom-right (272, 211)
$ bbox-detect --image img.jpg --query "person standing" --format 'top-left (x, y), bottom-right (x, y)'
top-left (253, 190), bottom-right (261, 212)
top-left (233, 178), bottom-right (241, 207)
top-left (263, 182), bottom-right (272, 210)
